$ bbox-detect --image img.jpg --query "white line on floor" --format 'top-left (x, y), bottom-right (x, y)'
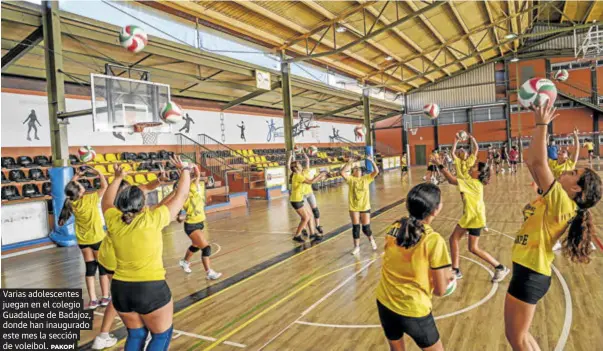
top-left (1, 244), bottom-right (56, 259)
top-left (257, 259), bottom-right (377, 350)
top-left (92, 311), bottom-right (246, 348)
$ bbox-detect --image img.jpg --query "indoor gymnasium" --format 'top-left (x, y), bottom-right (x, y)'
top-left (1, 1), bottom-right (602, 350)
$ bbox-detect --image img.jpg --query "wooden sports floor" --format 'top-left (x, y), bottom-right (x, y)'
top-left (2, 164), bottom-right (603, 351)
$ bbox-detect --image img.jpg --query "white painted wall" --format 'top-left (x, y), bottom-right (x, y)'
top-left (2, 92), bottom-right (362, 147)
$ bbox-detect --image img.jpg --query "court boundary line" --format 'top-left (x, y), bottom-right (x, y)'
top-left (80, 197), bottom-right (406, 350)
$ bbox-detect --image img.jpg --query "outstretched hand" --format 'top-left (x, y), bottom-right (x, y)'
top-left (113, 164), bottom-right (127, 179)
top-left (532, 103), bottom-right (559, 125)
top-left (169, 155), bottom-right (187, 170)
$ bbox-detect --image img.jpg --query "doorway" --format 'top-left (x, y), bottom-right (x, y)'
top-left (415, 145), bottom-right (427, 166)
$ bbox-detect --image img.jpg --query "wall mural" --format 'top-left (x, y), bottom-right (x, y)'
top-left (2, 92), bottom-right (360, 148)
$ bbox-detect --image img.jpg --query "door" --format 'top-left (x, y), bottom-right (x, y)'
top-left (415, 145), bottom-right (427, 166)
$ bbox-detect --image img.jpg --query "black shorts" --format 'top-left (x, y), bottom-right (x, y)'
top-left (290, 201), bottom-right (304, 210)
top-left (401, 166), bottom-right (408, 172)
top-left (427, 165), bottom-right (437, 172)
top-left (111, 280), bottom-right (172, 314)
top-left (588, 150), bottom-right (594, 155)
top-left (78, 241), bottom-right (102, 250)
top-left (184, 222), bottom-right (205, 236)
top-left (377, 300), bottom-right (439, 348)
top-left (507, 263), bottom-right (551, 305)
top-left (464, 228), bottom-right (482, 237)
top-left (99, 263), bottom-right (114, 275)
top-left (510, 160), bottom-right (518, 165)
top-left (359, 209), bottom-right (371, 214)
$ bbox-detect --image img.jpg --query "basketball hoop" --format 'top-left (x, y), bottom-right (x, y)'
top-left (133, 122), bottom-right (162, 145)
top-left (410, 128), bottom-right (418, 136)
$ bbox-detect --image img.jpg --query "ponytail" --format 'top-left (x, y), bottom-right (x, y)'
top-left (115, 185), bottom-right (145, 224)
top-left (477, 162), bottom-right (491, 185)
top-left (394, 183), bottom-right (441, 249)
top-left (562, 168), bottom-right (602, 263)
top-left (121, 212), bottom-right (137, 225)
top-left (395, 216), bottom-right (425, 249)
top-left (58, 181), bottom-right (81, 226)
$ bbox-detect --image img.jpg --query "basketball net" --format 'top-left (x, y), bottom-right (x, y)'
top-left (410, 128), bottom-right (418, 136)
top-left (133, 122), bottom-right (161, 145)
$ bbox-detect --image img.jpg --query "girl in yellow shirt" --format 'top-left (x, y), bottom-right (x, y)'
top-left (376, 183), bottom-right (454, 351)
top-left (100, 157), bottom-right (191, 350)
top-left (341, 156), bottom-right (379, 255)
top-left (452, 133), bottom-right (478, 180)
top-left (505, 104), bottom-right (601, 351)
top-left (583, 138), bottom-right (594, 166)
top-left (437, 159), bottom-right (510, 283)
top-left (288, 153), bottom-right (326, 243)
top-left (287, 150), bottom-right (324, 235)
top-left (177, 166), bottom-right (222, 280)
top-left (548, 129), bottom-right (579, 179)
top-left (58, 166), bottom-right (109, 310)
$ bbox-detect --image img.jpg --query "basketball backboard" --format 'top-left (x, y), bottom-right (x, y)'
top-left (91, 73), bottom-right (172, 133)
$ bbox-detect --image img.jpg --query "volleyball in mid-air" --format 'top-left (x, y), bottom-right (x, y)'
top-left (160, 101), bottom-right (183, 124)
top-left (554, 69), bottom-right (569, 82)
top-left (518, 78), bottom-right (557, 109)
top-left (78, 146), bottom-right (96, 163)
top-left (442, 279), bottom-right (457, 297)
top-left (294, 145), bottom-right (304, 154)
top-left (423, 103), bottom-right (440, 119)
top-left (307, 146), bottom-right (318, 156)
top-left (354, 125), bottom-right (366, 137)
top-left (119, 25), bottom-right (148, 53)
top-left (457, 130), bottom-right (468, 141)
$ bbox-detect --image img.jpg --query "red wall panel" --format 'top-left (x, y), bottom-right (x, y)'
top-left (375, 129), bottom-right (403, 155)
top-left (439, 124), bottom-right (469, 145)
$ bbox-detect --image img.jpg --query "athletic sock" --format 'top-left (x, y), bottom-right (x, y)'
top-left (100, 332), bottom-right (111, 339)
top-left (495, 264), bottom-right (504, 270)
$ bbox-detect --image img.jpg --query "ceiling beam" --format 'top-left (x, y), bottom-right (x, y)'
top-left (507, 0), bottom-right (519, 50)
top-left (404, 1), bottom-right (468, 70)
top-left (365, 1), bottom-right (548, 81)
top-left (286, 1), bottom-right (445, 63)
top-left (1, 26), bottom-right (43, 71)
top-left (372, 110), bottom-right (402, 123)
top-left (220, 81), bottom-right (282, 111)
top-left (359, 0), bottom-right (452, 77)
top-left (448, 2), bottom-right (485, 63)
top-left (483, 1), bottom-right (504, 56)
top-left (315, 100), bottom-right (363, 119)
top-left (583, 1), bottom-right (597, 23)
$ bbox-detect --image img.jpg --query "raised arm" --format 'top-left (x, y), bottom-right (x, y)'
top-left (470, 135), bottom-right (479, 157)
top-left (452, 137), bottom-right (460, 160)
top-left (434, 158), bottom-right (458, 185)
top-left (93, 168), bottom-right (108, 198)
top-left (138, 164), bottom-right (170, 194)
top-left (368, 155), bottom-right (379, 177)
top-left (570, 128), bottom-right (580, 164)
top-left (303, 150), bottom-right (310, 169)
top-left (162, 156), bottom-right (192, 220)
top-left (287, 152), bottom-right (293, 170)
top-left (526, 104), bottom-right (559, 192)
top-left (101, 164), bottom-right (127, 213)
top-left (340, 160), bottom-right (353, 181)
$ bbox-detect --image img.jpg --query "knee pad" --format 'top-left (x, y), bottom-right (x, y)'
top-left (98, 264), bottom-right (109, 276)
top-left (189, 245), bottom-right (200, 253)
top-left (352, 224), bottom-right (361, 239)
top-left (201, 246), bottom-right (212, 257)
top-left (362, 224), bottom-right (372, 237)
top-left (148, 325), bottom-right (173, 351)
top-left (85, 261), bottom-right (98, 277)
top-left (312, 207), bottom-right (320, 219)
top-left (126, 327), bottom-right (149, 351)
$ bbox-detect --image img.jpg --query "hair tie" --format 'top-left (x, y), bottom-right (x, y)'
top-left (577, 208), bottom-right (586, 214)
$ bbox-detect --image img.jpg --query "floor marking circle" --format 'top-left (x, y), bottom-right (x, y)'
top-left (296, 254), bottom-right (498, 328)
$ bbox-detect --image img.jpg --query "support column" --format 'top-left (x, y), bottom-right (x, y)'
top-left (362, 87), bottom-right (374, 171)
top-left (280, 53), bottom-right (294, 188)
top-left (592, 63), bottom-right (599, 156)
top-left (467, 108), bottom-right (474, 153)
top-left (43, 0), bottom-right (75, 247)
top-left (504, 60), bottom-right (513, 148)
top-left (434, 117), bottom-right (439, 149)
top-left (545, 58), bottom-right (553, 135)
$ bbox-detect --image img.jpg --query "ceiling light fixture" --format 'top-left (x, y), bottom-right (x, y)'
top-left (504, 33), bottom-right (518, 40)
top-left (510, 55), bottom-right (519, 62)
top-left (385, 56), bottom-right (393, 61)
top-left (335, 26), bottom-right (346, 33)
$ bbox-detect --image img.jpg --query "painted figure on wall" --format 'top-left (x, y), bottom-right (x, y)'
top-left (266, 119), bottom-right (283, 142)
top-left (179, 113), bottom-right (195, 134)
top-left (329, 126), bottom-right (340, 143)
top-left (237, 121), bottom-right (246, 142)
top-left (23, 109), bottom-right (41, 141)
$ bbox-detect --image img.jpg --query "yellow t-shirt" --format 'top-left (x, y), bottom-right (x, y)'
top-left (376, 223), bottom-right (451, 318)
top-left (401, 157), bottom-right (407, 166)
top-left (183, 182), bottom-right (206, 224)
top-left (454, 154), bottom-right (476, 180)
top-left (548, 159), bottom-right (576, 179)
top-left (98, 236), bottom-right (116, 271)
top-left (512, 182), bottom-right (576, 276)
top-left (301, 169), bottom-right (314, 196)
top-left (457, 178), bottom-right (486, 229)
top-left (347, 174), bottom-right (375, 212)
top-left (105, 206), bottom-right (171, 282)
top-left (72, 192), bottom-right (105, 245)
top-left (585, 142), bottom-right (594, 151)
top-left (290, 173), bottom-right (305, 202)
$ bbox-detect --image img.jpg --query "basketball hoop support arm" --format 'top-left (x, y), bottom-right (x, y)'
top-left (57, 106), bottom-right (108, 120)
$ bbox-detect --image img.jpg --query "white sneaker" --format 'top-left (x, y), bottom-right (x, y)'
top-left (92, 334), bottom-right (118, 350)
top-left (484, 227), bottom-right (490, 233)
top-left (351, 246), bottom-right (360, 256)
top-left (552, 241), bottom-right (562, 251)
top-left (492, 266), bottom-right (511, 283)
top-left (370, 238), bottom-right (377, 251)
top-left (206, 270), bottom-right (222, 280)
top-left (501, 168), bottom-right (506, 174)
top-left (179, 259), bottom-right (192, 273)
